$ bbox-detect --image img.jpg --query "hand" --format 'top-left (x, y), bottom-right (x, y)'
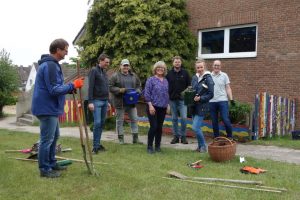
top-left (194, 95), bottom-right (201, 102)
top-left (107, 103), bottom-right (111, 111)
top-left (230, 100), bottom-right (236, 106)
top-left (69, 88), bottom-right (77, 94)
top-left (119, 88), bottom-right (127, 94)
top-left (149, 105), bottom-right (156, 115)
top-left (73, 77), bottom-right (84, 89)
top-left (88, 103), bottom-right (94, 111)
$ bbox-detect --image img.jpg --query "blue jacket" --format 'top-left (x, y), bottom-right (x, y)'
top-left (191, 73), bottom-right (214, 116)
top-left (31, 54), bottom-right (74, 116)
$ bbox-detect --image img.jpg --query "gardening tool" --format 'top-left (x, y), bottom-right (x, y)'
top-left (72, 92), bottom-right (92, 174)
top-left (56, 156), bottom-right (109, 165)
top-left (5, 149), bottom-right (32, 153)
top-left (187, 160), bottom-right (204, 169)
top-left (162, 177), bottom-right (283, 193)
top-left (4, 147), bottom-right (72, 154)
top-left (10, 157), bottom-right (72, 166)
top-left (72, 60), bottom-right (97, 175)
top-left (168, 171), bottom-right (263, 185)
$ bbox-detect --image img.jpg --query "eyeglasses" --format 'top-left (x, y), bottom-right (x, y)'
top-left (213, 64), bottom-right (220, 67)
top-left (122, 64), bottom-right (130, 67)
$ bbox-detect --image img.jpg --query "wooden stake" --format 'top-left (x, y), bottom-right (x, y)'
top-left (162, 177), bottom-right (282, 193)
top-left (168, 171), bottom-right (263, 185)
top-left (56, 156), bottom-right (109, 165)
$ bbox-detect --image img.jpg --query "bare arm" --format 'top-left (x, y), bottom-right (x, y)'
top-left (225, 84), bottom-right (233, 101)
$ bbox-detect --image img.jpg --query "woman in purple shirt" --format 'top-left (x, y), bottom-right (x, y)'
top-left (144, 61), bottom-right (169, 154)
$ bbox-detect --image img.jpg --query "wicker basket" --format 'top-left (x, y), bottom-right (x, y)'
top-left (208, 137), bottom-right (236, 162)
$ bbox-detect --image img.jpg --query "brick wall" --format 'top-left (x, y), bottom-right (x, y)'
top-left (186, 0), bottom-right (300, 129)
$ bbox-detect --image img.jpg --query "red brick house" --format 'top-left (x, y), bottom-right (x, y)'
top-left (186, 0), bottom-right (300, 128)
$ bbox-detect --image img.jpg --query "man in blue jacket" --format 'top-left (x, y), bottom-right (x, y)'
top-left (32, 38), bottom-right (84, 178)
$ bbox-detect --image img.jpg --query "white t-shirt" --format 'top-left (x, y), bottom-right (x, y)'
top-left (209, 71), bottom-right (230, 102)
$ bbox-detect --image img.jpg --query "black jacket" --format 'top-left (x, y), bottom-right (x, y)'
top-left (166, 68), bottom-right (191, 100)
top-left (88, 65), bottom-right (109, 102)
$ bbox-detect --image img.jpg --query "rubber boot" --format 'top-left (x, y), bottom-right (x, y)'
top-left (118, 135), bottom-right (124, 145)
top-left (132, 133), bottom-right (143, 144)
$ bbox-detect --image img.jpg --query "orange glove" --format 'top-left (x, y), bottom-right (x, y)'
top-left (240, 166), bottom-right (267, 174)
top-left (73, 77), bottom-right (84, 89)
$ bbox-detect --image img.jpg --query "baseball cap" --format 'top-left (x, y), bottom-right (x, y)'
top-left (121, 59), bottom-right (130, 66)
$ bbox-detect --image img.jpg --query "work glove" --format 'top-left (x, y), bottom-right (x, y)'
top-left (230, 100), bottom-right (236, 106)
top-left (73, 77), bottom-right (84, 89)
top-left (119, 88), bottom-right (127, 94)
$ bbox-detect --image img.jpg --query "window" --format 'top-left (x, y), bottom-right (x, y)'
top-left (198, 24), bottom-right (257, 59)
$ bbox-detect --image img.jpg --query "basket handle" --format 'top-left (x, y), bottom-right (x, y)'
top-left (213, 137), bottom-right (234, 145)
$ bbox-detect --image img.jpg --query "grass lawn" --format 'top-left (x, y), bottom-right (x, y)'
top-left (0, 129), bottom-right (300, 200)
top-left (247, 135), bottom-right (300, 150)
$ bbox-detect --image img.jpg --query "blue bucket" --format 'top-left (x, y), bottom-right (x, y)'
top-left (123, 89), bottom-right (140, 105)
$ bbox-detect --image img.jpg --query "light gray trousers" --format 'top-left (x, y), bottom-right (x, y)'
top-left (116, 106), bottom-right (138, 136)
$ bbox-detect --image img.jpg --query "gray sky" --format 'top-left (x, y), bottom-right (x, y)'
top-left (0, 0), bottom-right (90, 66)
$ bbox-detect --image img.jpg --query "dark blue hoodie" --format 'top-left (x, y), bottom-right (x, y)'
top-left (31, 54), bottom-right (74, 116)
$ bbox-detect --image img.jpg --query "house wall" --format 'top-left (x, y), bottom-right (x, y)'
top-left (186, 0), bottom-right (300, 129)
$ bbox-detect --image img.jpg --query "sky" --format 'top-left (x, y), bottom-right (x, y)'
top-left (0, 0), bottom-right (91, 66)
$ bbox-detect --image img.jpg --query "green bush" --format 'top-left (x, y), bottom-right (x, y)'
top-left (89, 116), bottom-right (116, 132)
top-left (229, 101), bottom-right (252, 125)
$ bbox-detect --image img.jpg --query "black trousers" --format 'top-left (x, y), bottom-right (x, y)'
top-left (146, 105), bottom-right (167, 148)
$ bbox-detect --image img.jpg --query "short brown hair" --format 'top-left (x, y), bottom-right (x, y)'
top-left (98, 53), bottom-right (110, 62)
top-left (49, 39), bottom-right (69, 54)
top-left (172, 56), bottom-right (182, 62)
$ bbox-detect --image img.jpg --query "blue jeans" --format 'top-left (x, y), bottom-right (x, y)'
top-left (37, 115), bottom-right (59, 173)
top-left (192, 115), bottom-right (206, 148)
top-left (209, 101), bottom-right (232, 138)
top-left (93, 100), bottom-right (108, 149)
top-left (169, 100), bottom-right (187, 138)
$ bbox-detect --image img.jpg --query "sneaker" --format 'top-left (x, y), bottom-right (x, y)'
top-left (147, 147), bottom-right (155, 154)
top-left (40, 170), bottom-right (61, 178)
top-left (170, 136), bottom-right (179, 144)
top-left (155, 147), bottom-right (161, 153)
top-left (195, 146), bottom-right (207, 153)
top-left (52, 164), bottom-right (67, 171)
top-left (181, 137), bottom-right (188, 144)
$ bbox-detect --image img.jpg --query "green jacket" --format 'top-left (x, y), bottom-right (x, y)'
top-left (109, 71), bottom-right (142, 109)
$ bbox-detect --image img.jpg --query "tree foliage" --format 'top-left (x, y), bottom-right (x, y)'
top-left (0, 49), bottom-right (18, 117)
top-left (78, 0), bottom-right (197, 82)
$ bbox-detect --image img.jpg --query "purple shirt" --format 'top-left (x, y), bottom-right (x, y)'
top-left (144, 76), bottom-right (169, 108)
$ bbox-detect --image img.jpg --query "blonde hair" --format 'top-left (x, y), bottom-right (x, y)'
top-left (152, 61), bottom-right (167, 76)
top-left (195, 59), bottom-right (207, 69)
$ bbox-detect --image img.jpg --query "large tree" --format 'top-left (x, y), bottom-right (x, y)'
top-left (0, 49), bottom-right (18, 117)
top-left (78, 0), bottom-right (197, 82)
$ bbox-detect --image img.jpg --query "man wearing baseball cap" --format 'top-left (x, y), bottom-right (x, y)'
top-left (109, 59), bottom-right (142, 144)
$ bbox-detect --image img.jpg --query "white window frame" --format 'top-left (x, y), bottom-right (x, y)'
top-left (198, 24), bottom-right (258, 59)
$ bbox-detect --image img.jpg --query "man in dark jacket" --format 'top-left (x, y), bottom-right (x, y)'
top-left (32, 38), bottom-right (84, 178)
top-left (88, 53), bottom-right (110, 154)
top-left (166, 56), bottom-right (191, 144)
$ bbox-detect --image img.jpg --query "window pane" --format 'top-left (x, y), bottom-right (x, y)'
top-left (229, 26), bottom-right (256, 53)
top-left (201, 30), bottom-right (224, 54)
